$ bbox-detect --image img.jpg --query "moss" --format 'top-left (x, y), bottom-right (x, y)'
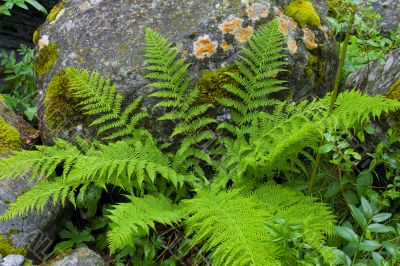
top-left (47, 1), bottom-right (64, 22)
top-left (0, 116), bottom-right (21, 154)
top-left (34, 43), bottom-right (58, 77)
top-left (0, 234), bottom-right (26, 256)
top-left (44, 70), bottom-right (84, 129)
top-left (386, 78), bottom-right (400, 133)
top-left (198, 65), bottom-right (239, 105)
top-left (285, 0), bottom-right (321, 28)
top-left (306, 51), bottom-right (324, 85)
top-left (32, 28), bottom-right (40, 45)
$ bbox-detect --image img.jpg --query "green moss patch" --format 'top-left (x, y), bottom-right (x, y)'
top-left (34, 43), bottom-right (59, 77)
top-left (285, 0), bottom-right (321, 28)
top-left (0, 234), bottom-right (26, 256)
top-left (32, 28), bottom-right (40, 45)
top-left (44, 70), bottom-right (83, 129)
top-left (47, 1), bottom-right (65, 22)
top-left (0, 116), bottom-right (21, 154)
top-left (385, 78), bottom-right (400, 133)
top-left (198, 65), bottom-right (239, 105)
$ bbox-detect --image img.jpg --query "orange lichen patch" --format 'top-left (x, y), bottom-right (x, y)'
top-left (246, 3), bottom-right (270, 21)
top-left (318, 25), bottom-right (330, 40)
top-left (193, 35), bottom-right (218, 59)
top-left (221, 40), bottom-right (233, 51)
top-left (38, 35), bottom-right (49, 50)
top-left (302, 28), bottom-right (318, 50)
top-left (278, 16), bottom-right (297, 36)
top-left (236, 26), bottom-right (254, 43)
top-left (287, 38), bottom-right (298, 55)
top-left (274, 6), bottom-right (284, 17)
top-left (219, 17), bottom-right (244, 35)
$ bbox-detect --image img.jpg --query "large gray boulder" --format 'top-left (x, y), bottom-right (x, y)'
top-left (34, 0), bottom-right (338, 144)
top-left (345, 48), bottom-right (400, 96)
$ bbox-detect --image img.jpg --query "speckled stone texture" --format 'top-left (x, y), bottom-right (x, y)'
top-left (345, 48), bottom-right (400, 95)
top-left (47, 248), bottom-right (108, 266)
top-left (34, 0), bottom-right (338, 144)
top-left (372, 0), bottom-right (400, 35)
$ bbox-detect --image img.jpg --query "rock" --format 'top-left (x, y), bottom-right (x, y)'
top-left (34, 0), bottom-right (338, 144)
top-left (345, 48), bottom-right (400, 95)
top-left (47, 248), bottom-right (108, 266)
top-left (0, 0), bottom-right (59, 51)
top-left (0, 158), bottom-right (68, 262)
top-left (0, 254), bottom-right (25, 266)
top-left (372, 0), bottom-right (400, 35)
top-left (0, 100), bottom-right (39, 152)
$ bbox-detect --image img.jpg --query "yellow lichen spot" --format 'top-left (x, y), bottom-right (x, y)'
top-left (47, 1), bottom-right (64, 22)
top-left (285, 0), bottom-right (321, 28)
top-left (79, 1), bottom-right (91, 12)
top-left (236, 26), bottom-right (254, 43)
top-left (302, 28), bottom-right (318, 50)
top-left (38, 35), bottom-right (49, 50)
top-left (0, 116), bottom-right (21, 154)
top-left (193, 35), bottom-right (218, 59)
top-left (287, 38), bottom-right (298, 55)
top-left (219, 17), bottom-right (244, 35)
top-left (278, 16), bottom-right (297, 36)
top-left (44, 70), bottom-right (84, 129)
top-left (246, 3), bottom-right (270, 21)
top-left (221, 40), bottom-right (233, 51)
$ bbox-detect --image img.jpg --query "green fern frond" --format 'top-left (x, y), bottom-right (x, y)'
top-left (107, 194), bottom-right (182, 253)
top-left (144, 28), bottom-right (216, 171)
top-left (0, 178), bottom-right (77, 221)
top-left (65, 67), bottom-right (149, 141)
top-left (183, 188), bottom-right (280, 266)
top-left (0, 138), bottom-right (81, 180)
top-left (219, 19), bottom-right (287, 126)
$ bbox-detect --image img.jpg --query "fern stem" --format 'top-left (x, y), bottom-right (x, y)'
top-left (308, 12), bottom-right (355, 193)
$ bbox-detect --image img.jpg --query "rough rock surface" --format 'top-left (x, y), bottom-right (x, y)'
top-left (372, 0), bottom-right (400, 35)
top-left (47, 248), bottom-right (108, 266)
top-left (0, 0), bottom-right (58, 51)
top-left (345, 48), bottom-right (400, 95)
top-left (0, 156), bottom-right (67, 262)
top-left (34, 0), bottom-right (338, 144)
top-left (0, 100), bottom-right (39, 150)
top-left (0, 254), bottom-right (25, 266)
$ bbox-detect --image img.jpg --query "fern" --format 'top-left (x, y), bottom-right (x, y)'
top-left (0, 178), bottom-right (78, 220)
top-left (65, 67), bottom-right (149, 141)
top-left (218, 19), bottom-right (287, 127)
top-left (183, 183), bottom-right (335, 265)
top-left (144, 28), bottom-right (216, 173)
top-left (107, 194), bottom-right (182, 253)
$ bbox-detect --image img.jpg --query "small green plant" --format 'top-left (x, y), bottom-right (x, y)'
top-left (0, 45), bottom-right (37, 120)
top-left (0, 0), bottom-right (46, 16)
top-left (52, 221), bottom-right (95, 253)
top-left (333, 197), bottom-right (400, 265)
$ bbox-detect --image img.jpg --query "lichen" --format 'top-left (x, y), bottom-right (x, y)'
top-left (245, 3), bottom-right (270, 22)
top-left (221, 40), bottom-right (233, 51)
top-left (285, 0), bottom-right (321, 28)
top-left (198, 65), bottom-right (239, 105)
top-left (47, 1), bottom-right (64, 22)
top-left (302, 28), bottom-right (318, 50)
top-left (193, 35), bottom-right (218, 59)
top-left (34, 43), bottom-right (58, 77)
top-left (386, 78), bottom-right (400, 133)
top-left (0, 116), bottom-right (21, 154)
top-left (0, 234), bottom-right (26, 256)
top-left (44, 70), bottom-right (84, 130)
top-left (219, 17), bottom-right (254, 43)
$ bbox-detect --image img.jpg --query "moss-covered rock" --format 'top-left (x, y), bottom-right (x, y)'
top-left (44, 70), bottom-right (83, 129)
top-left (32, 28), bottom-right (40, 45)
top-left (47, 1), bottom-right (64, 22)
top-left (198, 66), bottom-right (239, 105)
top-left (0, 116), bottom-right (21, 154)
top-left (285, 0), bottom-right (321, 28)
top-left (0, 234), bottom-right (26, 256)
top-left (34, 43), bottom-right (58, 77)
